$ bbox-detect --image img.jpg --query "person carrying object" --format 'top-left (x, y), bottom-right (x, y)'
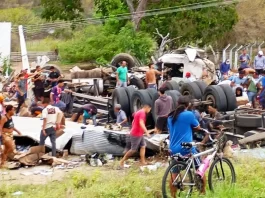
top-left (154, 87), bottom-right (172, 133)
top-left (40, 98), bottom-right (62, 157)
top-left (114, 104), bottom-right (128, 127)
top-left (74, 103), bottom-right (98, 126)
top-left (245, 72), bottom-right (261, 108)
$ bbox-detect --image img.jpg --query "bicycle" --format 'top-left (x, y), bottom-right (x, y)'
top-left (162, 129), bottom-right (236, 197)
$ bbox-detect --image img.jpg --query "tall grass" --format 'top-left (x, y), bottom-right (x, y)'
top-left (0, 158), bottom-right (265, 198)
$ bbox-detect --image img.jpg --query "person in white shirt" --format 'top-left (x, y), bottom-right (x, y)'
top-left (40, 97), bottom-right (62, 156)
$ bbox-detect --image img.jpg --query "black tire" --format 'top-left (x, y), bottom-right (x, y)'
top-left (194, 81), bottom-right (207, 95)
top-left (108, 99), bottom-right (116, 119)
top-left (235, 114), bottom-right (262, 127)
top-left (130, 90), bottom-right (152, 114)
top-left (208, 157), bottom-right (236, 192)
top-left (151, 92), bottom-right (160, 122)
top-left (130, 76), bottom-right (145, 89)
top-left (202, 85), bottom-right (227, 112)
top-left (164, 80), bottom-right (180, 91)
top-left (219, 84), bottom-right (237, 111)
top-left (146, 88), bottom-right (158, 99)
top-left (112, 88), bottom-right (130, 116)
top-left (165, 90), bottom-right (182, 110)
top-left (162, 161), bottom-right (193, 198)
top-left (180, 82), bottom-right (202, 99)
top-left (111, 53), bottom-right (135, 70)
top-left (124, 86), bottom-right (137, 117)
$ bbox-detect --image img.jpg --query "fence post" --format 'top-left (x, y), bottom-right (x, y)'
top-left (258, 41), bottom-right (264, 51)
top-left (250, 42), bottom-right (256, 60)
top-left (234, 45), bottom-right (243, 70)
top-left (222, 44), bottom-right (230, 63)
top-left (229, 44), bottom-right (237, 69)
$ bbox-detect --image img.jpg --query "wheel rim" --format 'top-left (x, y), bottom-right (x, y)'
top-left (133, 97), bottom-right (142, 113)
top-left (206, 94), bottom-right (216, 108)
top-left (183, 90), bottom-right (190, 96)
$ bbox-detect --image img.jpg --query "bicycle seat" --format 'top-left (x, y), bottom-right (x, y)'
top-left (181, 142), bottom-right (193, 149)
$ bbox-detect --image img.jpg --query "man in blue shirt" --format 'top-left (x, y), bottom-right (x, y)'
top-left (220, 59), bottom-right (230, 80)
top-left (114, 104), bottom-right (128, 127)
top-left (239, 49), bottom-right (250, 69)
top-left (230, 70), bottom-right (246, 87)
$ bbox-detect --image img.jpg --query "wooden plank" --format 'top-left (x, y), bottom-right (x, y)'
top-left (72, 92), bottom-right (109, 103)
top-left (73, 103), bottom-right (108, 115)
top-left (238, 132), bottom-right (265, 144)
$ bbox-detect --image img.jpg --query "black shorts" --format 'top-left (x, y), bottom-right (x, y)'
top-left (125, 135), bottom-right (146, 151)
top-left (156, 117), bottom-right (168, 131)
top-left (34, 88), bottom-right (44, 99)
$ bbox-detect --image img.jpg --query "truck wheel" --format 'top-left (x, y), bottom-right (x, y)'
top-left (164, 80), bottom-right (180, 91)
top-left (236, 114), bottom-right (262, 127)
top-left (131, 90), bottom-right (152, 114)
top-left (112, 88), bottom-right (130, 116)
top-left (130, 76), bottom-right (145, 89)
top-left (219, 84), bottom-right (237, 111)
top-left (180, 82), bottom-right (202, 99)
top-left (111, 53), bottom-right (135, 70)
top-left (202, 85), bottom-right (227, 112)
top-left (166, 90), bottom-right (182, 110)
top-left (194, 81), bottom-right (207, 95)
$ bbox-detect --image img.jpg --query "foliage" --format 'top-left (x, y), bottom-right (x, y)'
top-left (40, 0), bottom-right (84, 21)
top-left (94, 0), bottom-right (238, 47)
top-left (26, 38), bottom-right (62, 51)
top-left (0, 7), bottom-right (42, 25)
top-left (58, 22), bottom-right (156, 64)
top-left (0, 56), bottom-right (13, 75)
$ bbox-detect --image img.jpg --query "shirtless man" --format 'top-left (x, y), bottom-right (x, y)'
top-left (145, 63), bottom-right (161, 89)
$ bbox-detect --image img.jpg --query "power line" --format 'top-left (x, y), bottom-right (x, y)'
top-left (11, 0), bottom-right (242, 33)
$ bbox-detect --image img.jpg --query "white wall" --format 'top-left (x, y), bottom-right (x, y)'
top-left (0, 22), bottom-right (12, 66)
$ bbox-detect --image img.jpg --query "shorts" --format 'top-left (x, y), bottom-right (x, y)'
top-left (116, 80), bottom-right (127, 88)
top-left (247, 91), bottom-right (257, 103)
top-left (126, 135), bottom-right (146, 151)
top-left (156, 117), bottom-right (168, 131)
top-left (34, 88), bottom-right (44, 99)
top-left (147, 83), bottom-right (157, 89)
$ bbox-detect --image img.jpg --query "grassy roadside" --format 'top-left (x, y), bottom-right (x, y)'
top-left (0, 158), bottom-right (265, 198)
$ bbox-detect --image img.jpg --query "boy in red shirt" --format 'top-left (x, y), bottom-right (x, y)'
top-left (119, 104), bottom-right (151, 168)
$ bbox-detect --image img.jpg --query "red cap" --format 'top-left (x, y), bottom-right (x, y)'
top-left (185, 72), bottom-right (191, 77)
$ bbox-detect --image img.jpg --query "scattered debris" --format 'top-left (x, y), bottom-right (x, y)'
top-left (12, 191), bottom-right (23, 196)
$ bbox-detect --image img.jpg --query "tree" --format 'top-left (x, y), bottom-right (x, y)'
top-left (40, 0), bottom-right (84, 21)
top-left (94, 0), bottom-right (238, 47)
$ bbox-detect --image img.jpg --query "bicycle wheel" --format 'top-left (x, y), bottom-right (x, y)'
top-left (208, 157), bottom-right (236, 192)
top-left (162, 161), bottom-right (193, 198)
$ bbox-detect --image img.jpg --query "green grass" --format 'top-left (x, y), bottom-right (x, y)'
top-left (26, 38), bottom-right (61, 52)
top-left (0, 158), bottom-right (265, 198)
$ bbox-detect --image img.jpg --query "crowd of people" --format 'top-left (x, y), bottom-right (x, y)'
top-left (219, 48), bottom-right (265, 109)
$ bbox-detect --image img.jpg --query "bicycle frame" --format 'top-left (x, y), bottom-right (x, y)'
top-left (174, 146), bottom-right (217, 188)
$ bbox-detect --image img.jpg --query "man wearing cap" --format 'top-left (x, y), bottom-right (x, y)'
top-left (254, 51), bottom-right (265, 75)
top-left (220, 59), bottom-right (230, 80)
top-left (239, 49), bottom-right (250, 69)
top-left (114, 104), bottom-right (128, 127)
top-left (48, 66), bottom-right (61, 87)
top-left (184, 72), bottom-right (195, 82)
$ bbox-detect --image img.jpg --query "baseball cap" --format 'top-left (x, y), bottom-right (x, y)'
top-left (186, 72), bottom-right (191, 77)
top-left (258, 51), bottom-right (263, 55)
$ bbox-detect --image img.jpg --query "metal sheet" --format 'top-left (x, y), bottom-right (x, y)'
top-left (12, 117), bottom-right (84, 151)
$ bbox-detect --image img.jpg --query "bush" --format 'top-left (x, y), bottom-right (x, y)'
top-left (0, 7), bottom-right (42, 25)
top-left (58, 22), bottom-right (156, 64)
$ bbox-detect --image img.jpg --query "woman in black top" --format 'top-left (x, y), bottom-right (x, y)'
top-left (0, 105), bottom-right (22, 166)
